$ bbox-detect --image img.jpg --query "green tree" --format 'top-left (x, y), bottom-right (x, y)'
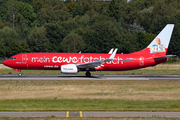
top-left (17, 1), bottom-right (37, 26)
top-left (17, 0), bottom-right (33, 4)
top-left (108, 0), bottom-right (121, 22)
top-left (66, 1), bottom-right (76, 12)
top-left (144, 33), bottom-right (156, 48)
top-left (27, 26), bottom-right (50, 52)
top-left (133, 30), bottom-right (146, 51)
top-left (99, 2), bottom-right (109, 16)
top-left (90, 1), bottom-right (101, 12)
top-left (0, 41), bottom-right (6, 58)
top-left (168, 24), bottom-right (180, 56)
top-left (37, 4), bottom-right (72, 26)
top-left (0, 27), bottom-right (23, 57)
top-left (119, 2), bottom-right (137, 24)
top-left (116, 31), bottom-right (138, 54)
top-left (71, 4), bottom-right (84, 17)
top-left (59, 6), bottom-right (73, 22)
top-left (0, 1), bottom-right (32, 41)
top-left (61, 32), bottom-right (85, 53)
top-left (15, 26), bottom-right (29, 41)
top-left (19, 41), bottom-right (30, 53)
top-left (71, 0), bottom-right (92, 17)
top-left (0, 20), bottom-right (12, 28)
top-left (0, 0), bottom-right (6, 5)
top-left (31, 1), bottom-right (44, 13)
top-left (0, 0), bottom-right (36, 27)
top-left (45, 23), bottom-right (66, 52)
top-left (60, 16), bottom-right (79, 33)
top-left (83, 21), bottom-right (119, 53)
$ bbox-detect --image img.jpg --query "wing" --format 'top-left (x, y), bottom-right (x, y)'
top-left (77, 48), bottom-right (118, 69)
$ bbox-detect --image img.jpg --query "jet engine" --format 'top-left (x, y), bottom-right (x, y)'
top-left (61, 64), bottom-right (78, 74)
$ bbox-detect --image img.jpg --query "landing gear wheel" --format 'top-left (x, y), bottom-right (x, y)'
top-left (18, 73), bottom-right (22, 77)
top-left (85, 71), bottom-right (91, 77)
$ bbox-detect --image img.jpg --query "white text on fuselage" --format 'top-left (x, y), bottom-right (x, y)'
top-left (31, 56), bottom-right (135, 64)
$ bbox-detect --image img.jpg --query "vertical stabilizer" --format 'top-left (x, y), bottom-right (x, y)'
top-left (147, 24), bottom-right (174, 53)
top-left (131, 24), bottom-right (174, 55)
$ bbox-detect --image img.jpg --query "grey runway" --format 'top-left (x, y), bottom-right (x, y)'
top-left (0, 74), bottom-right (180, 80)
top-left (0, 111), bottom-right (180, 117)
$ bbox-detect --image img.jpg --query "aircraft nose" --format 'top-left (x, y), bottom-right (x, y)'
top-left (3, 60), bottom-right (8, 66)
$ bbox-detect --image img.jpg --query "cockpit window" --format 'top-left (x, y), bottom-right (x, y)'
top-left (9, 57), bottom-right (16, 60)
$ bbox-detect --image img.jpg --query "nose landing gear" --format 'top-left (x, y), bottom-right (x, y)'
top-left (18, 73), bottom-right (22, 76)
top-left (12, 68), bottom-right (22, 76)
top-left (85, 71), bottom-right (91, 77)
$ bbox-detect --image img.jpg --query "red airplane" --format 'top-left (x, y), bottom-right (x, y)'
top-left (3, 24), bottom-right (175, 77)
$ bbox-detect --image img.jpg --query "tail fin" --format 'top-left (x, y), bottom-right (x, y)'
top-left (147, 24), bottom-right (174, 54)
top-left (131, 24), bottom-right (174, 56)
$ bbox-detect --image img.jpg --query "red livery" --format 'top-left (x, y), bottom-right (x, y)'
top-left (3, 24), bottom-right (175, 76)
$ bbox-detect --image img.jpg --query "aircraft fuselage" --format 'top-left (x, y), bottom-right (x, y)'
top-left (3, 53), bottom-right (167, 71)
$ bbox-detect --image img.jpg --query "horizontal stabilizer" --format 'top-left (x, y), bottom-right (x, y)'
top-left (154, 55), bottom-right (176, 61)
top-left (154, 55), bottom-right (176, 59)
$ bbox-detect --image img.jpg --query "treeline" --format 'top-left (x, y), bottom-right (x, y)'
top-left (0, 0), bottom-right (180, 58)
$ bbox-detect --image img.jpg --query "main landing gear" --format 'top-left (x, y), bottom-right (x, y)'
top-left (85, 71), bottom-right (91, 77)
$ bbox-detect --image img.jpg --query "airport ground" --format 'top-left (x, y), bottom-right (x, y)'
top-left (0, 64), bottom-right (180, 119)
top-left (0, 117), bottom-right (180, 120)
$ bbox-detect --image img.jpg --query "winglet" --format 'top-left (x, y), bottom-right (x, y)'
top-left (105, 48), bottom-right (118, 62)
top-left (108, 48), bottom-right (114, 54)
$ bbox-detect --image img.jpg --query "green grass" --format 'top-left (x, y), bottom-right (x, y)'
top-left (0, 99), bottom-right (180, 112)
top-left (0, 80), bottom-right (180, 112)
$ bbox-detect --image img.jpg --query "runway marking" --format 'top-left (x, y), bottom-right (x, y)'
top-left (79, 111), bottom-right (83, 117)
top-left (69, 111), bottom-right (80, 117)
top-left (66, 111), bottom-right (69, 117)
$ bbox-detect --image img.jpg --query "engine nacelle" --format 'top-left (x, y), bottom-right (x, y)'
top-left (61, 64), bottom-right (78, 74)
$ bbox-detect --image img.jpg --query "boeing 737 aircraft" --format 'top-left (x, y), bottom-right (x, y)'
top-left (3, 24), bottom-right (175, 76)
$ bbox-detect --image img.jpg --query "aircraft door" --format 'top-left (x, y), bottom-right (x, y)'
top-left (139, 57), bottom-right (144, 66)
top-left (22, 54), bottom-right (27, 64)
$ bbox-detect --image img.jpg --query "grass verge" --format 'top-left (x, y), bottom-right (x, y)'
top-left (0, 80), bottom-right (180, 111)
top-left (0, 99), bottom-right (180, 112)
